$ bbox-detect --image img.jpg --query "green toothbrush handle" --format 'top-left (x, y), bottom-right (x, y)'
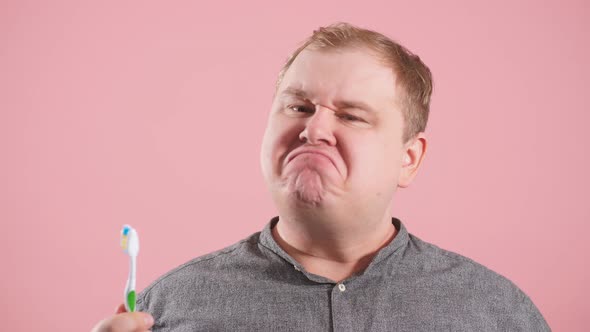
top-left (126, 290), bottom-right (136, 312)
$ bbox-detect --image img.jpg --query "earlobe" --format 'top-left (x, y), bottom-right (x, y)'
top-left (398, 133), bottom-right (427, 188)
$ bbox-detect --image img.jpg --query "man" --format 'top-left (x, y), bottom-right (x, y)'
top-left (93, 23), bottom-right (550, 331)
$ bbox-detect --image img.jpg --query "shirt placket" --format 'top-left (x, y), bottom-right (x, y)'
top-left (330, 281), bottom-right (354, 332)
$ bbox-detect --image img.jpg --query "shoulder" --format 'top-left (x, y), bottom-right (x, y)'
top-left (136, 231), bottom-right (266, 307)
top-left (402, 233), bottom-right (527, 299)
top-left (399, 233), bottom-right (549, 330)
top-left (404, 233), bottom-right (516, 282)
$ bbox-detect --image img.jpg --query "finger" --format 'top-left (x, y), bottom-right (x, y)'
top-left (92, 312), bottom-right (154, 332)
top-left (115, 303), bottom-right (127, 314)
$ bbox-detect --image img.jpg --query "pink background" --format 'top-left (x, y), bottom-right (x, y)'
top-left (1, 1), bottom-right (588, 331)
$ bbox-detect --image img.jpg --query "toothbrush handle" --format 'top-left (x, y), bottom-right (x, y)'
top-left (124, 256), bottom-right (137, 312)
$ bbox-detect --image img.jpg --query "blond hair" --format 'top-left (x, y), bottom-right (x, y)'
top-left (276, 23), bottom-right (433, 143)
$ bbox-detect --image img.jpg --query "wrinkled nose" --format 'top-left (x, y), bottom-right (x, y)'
top-left (299, 106), bottom-right (337, 146)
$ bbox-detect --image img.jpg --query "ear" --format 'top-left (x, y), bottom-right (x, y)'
top-left (398, 132), bottom-right (427, 188)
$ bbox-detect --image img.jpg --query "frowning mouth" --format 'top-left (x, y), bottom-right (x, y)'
top-left (286, 148), bottom-right (337, 168)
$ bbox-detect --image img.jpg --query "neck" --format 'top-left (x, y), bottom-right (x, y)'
top-left (271, 211), bottom-right (397, 282)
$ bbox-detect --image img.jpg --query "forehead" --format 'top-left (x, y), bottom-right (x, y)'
top-left (278, 48), bottom-right (399, 106)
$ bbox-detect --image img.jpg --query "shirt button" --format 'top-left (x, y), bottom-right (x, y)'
top-left (338, 283), bottom-right (346, 292)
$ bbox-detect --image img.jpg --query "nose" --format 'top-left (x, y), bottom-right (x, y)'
top-left (299, 106), bottom-right (337, 146)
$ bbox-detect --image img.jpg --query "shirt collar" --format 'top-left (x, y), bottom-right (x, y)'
top-left (258, 216), bottom-right (410, 283)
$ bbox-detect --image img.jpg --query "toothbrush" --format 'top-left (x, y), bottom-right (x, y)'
top-left (120, 224), bottom-right (139, 312)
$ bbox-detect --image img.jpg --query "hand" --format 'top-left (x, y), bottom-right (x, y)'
top-left (91, 304), bottom-right (154, 332)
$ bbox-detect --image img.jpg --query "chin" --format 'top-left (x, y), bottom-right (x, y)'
top-left (289, 187), bottom-right (324, 207)
top-left (285, 169), bottom-right (326, 207)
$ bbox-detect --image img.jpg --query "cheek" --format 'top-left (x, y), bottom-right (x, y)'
top-left (345, 136), bottom-right (402, 181)
top-left (261, 117), bottom-right (303, 170)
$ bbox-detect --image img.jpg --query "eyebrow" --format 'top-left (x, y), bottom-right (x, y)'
top-left (281, 87), bottom-right (309, 100)
top-left (280, 87), bottom-right (378, 114)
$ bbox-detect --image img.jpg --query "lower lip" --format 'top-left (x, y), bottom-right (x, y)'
top-left (288, 153), bottom-right (335, 169)
top-left (292, 152), bottom-right (330, 161)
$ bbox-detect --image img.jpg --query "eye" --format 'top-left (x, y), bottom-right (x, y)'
top-left (338, 113), bottom-right (365, 122)
top-left (288, 105), bottom-right (314, 114)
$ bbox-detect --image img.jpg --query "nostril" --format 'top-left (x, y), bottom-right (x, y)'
top-left (300, 137), bottom-right (307, 143)
top-left (299, 129), bottom-right (308, 142)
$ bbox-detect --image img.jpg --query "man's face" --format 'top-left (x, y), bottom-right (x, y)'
top-left (261, 47), bottom-right (407, 213)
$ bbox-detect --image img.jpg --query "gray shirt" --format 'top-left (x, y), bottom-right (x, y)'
top-left (137, 217), bottom-right (550, 331)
